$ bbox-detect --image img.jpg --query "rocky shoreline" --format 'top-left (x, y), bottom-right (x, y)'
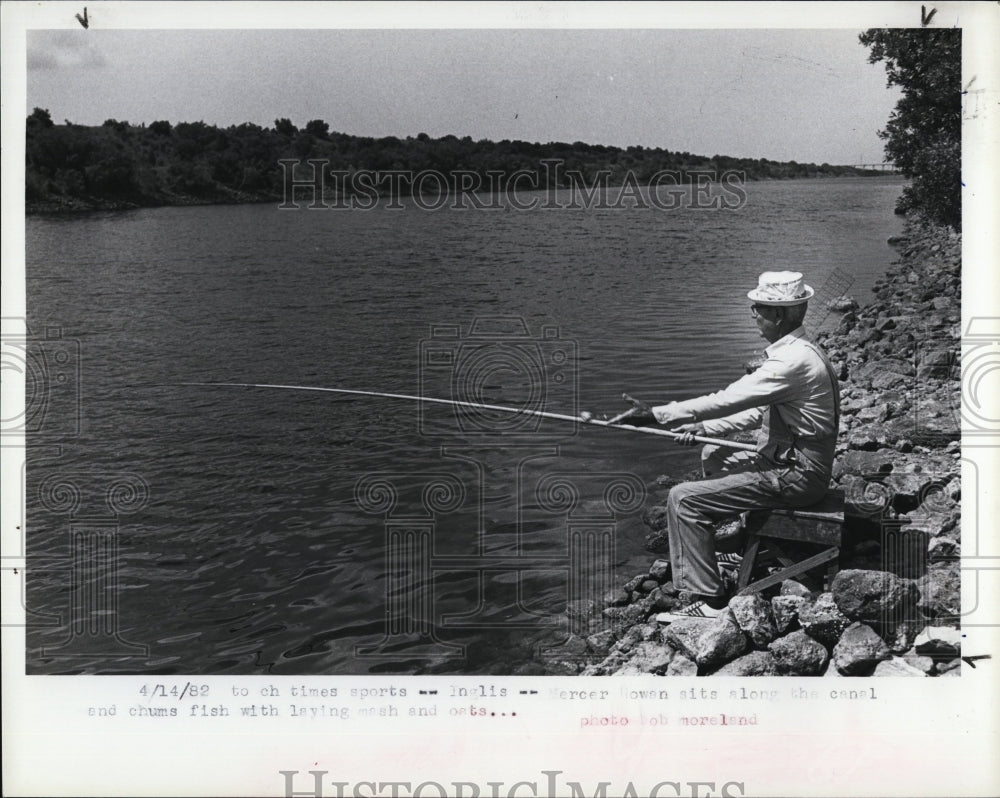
top-left (557, 218), bottom-right (962, 677)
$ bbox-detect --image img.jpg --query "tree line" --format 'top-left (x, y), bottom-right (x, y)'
top-left (26, 108), bottom-right (888, 213)
top-left (859, 27), bottom-right (961, 229)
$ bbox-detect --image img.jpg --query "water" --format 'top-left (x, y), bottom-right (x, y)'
top-left (24, 177), bottom-right (905, 674)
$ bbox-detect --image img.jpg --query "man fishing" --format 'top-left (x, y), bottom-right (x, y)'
top-left (619, 271), bottom-right (840, 621)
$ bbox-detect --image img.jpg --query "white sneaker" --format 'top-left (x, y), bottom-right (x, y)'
top-left (655, 601), bottom-right (726, 623)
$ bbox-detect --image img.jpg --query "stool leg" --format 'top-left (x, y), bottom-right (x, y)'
top-left (825, 550), bottom-right (840, 591)
top-left (737, 533), bottom-right (761, 592)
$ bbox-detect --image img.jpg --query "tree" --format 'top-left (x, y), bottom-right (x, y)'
top-left (274, 118), bottom-right (297, 137)
top-left (859, 28), bottom-right (961, 228)
top-left (304, 119), bottom-right (329, 139)
top-left (27, 107), bottom-right (54, 129)
top-left (149, 120), bottom-right (172, 136)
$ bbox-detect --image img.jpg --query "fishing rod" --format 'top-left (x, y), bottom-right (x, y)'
top-left (179, 382), bottom-right (757, 452)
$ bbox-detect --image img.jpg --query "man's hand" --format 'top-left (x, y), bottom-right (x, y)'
top-left (673, 422), bottom-right (706, 446)
top-left (608, 393), bottom-right (655, 424)
top-left (651, 402), bottom-right (689, 428)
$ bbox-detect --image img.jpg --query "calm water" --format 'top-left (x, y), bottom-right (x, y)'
top-left (25, 177), bottom-right (904, 674)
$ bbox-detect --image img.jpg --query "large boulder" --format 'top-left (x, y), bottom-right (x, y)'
top-left (666, 654), bottom-right (699, 676)
top-left (831, 569), bottom-right (919, 627)
top-left (833, 623), bottom-right (891, 675)
top-left (729, 594), bottom-right (779, 648)
top-left (711, 651), bottom-right (780, 676)
top-left (661, 616), bottom-right (748, 669)
top-left (799, 593), bottom-right (852, 647)
top-left (622, 641), bottom-right (675, 675)
top-left (873, 658), bottom-right (929, 677)
top-left (916, 561), bottom-right (961, 622)
top-left (768, 630), bottom-right (830, 676)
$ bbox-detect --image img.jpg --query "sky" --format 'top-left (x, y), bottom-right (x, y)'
top-left (26, 28), bottom-right (901, 165)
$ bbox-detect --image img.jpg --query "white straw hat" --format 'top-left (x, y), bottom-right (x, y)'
top-left (747, 271), bottom-right (814, 306)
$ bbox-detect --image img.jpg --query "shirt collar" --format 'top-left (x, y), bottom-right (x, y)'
top-left (765, 325), bottom-right (807, 357)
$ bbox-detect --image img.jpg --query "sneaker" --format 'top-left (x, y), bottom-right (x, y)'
top-left (655, 600), bottom-right (726, 623)
top-left (716, 552), bottom-right (744, 569)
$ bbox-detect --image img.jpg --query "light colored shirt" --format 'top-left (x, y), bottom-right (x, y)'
top-left (652, 327), bottom-right (840, 474)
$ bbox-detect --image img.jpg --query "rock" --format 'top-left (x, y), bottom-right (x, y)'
top-left (639, 621), bottom-right (662, 642)
top-left (916, 561), bottom-right (961, 622)
top-left (556, 634), bottom-right (590, 658)
top-left (586, 630), bottom-right (616, 657)
top-left (648, 587), bottom-right (681, 613)
top-left (644, 530), bottom-right (670, 553)
top-left (728, 594), bottom-right (779, 648)
top-left (832, 450), bottom-right (895, 480)
top-left (666, 654), bottom-right (699, 676)
top-left (914, 626), bottom-right (962, 659)
top-left (661, 616), bottom-right (748, 669)
top-left (917, 348), bottom-right (956, 379)
top-left (885, 400), bottom-right (959, 446)
top-left (833, 623), bottom-right (891, 675)
top-left (566, 599), bottom-right (598, 622)
top-left (640, 579), bottom-right (660, 593)
top-left (780, 579), bottom-right (813, 598)
top-left (623, 641), bottom-right (676, 675)
top-left (768, 630), bottom-right (830, 675)
top-left (613, 625), bottom-right (645, 653)
top-left (935, 658), bottom-right (962, 675)
top-left (603, 601), bottom-right (652, 628)
top-left (642, 505), bottom-right (671, 532)
top-left (799, 593), bottom-right (852, 647)
top-left (857, 404), bottom-right (889, 423)
top-left (828, 295), bottom-right (859, 312)
top-left (712, 651), bottom-right (780, 676)
top-left (927, 535), bottom-right (959, 560)
top-left (603, 588), bottom-right (630, 608)
top-left (623, 574), bottom-right (649, 593)
top-left (545, 659), bottom-right (583, 675)
top-left (873, 657), bottom-right (929, 677)
top-left (901, 653), bottom-right (936, 674)
top-left (886, 619), bottom-right (925, 655)
top-left (831, 569), bottom-right (919, 627)
top-left (871, 371), bottom-right (907, 390)
top-left (883, 471), bottom-right (941, 513)
top-left (648, 559), bottom-right (671, 581)
top-left (771, 595), bottom-right (807, 634)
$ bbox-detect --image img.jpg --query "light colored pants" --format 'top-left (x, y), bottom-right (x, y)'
top-left (664, 445), bottom-right (829, 597)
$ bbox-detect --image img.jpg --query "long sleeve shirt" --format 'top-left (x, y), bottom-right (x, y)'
top-left (652, 327), bottom-right (840, 475)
